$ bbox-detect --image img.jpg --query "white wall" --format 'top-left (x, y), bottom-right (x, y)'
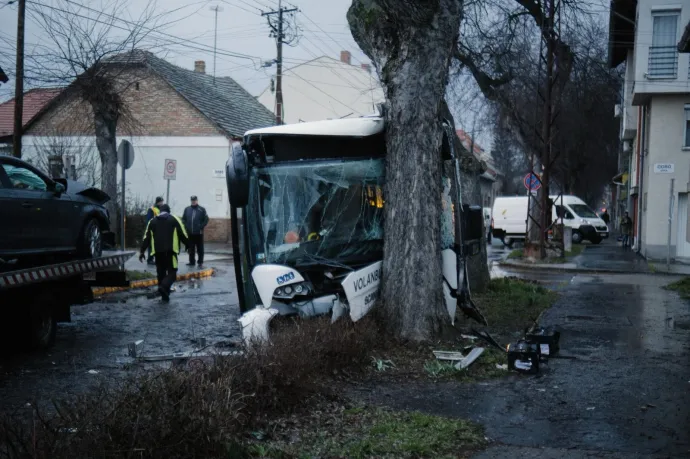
top-left (622, 50), bottom-right (638, 140)
top-left (633, 0), bottom-right (690, 102)
top-left (640, 95), bottom-right (690, 258)
top-left (257, 57), bottom-right (385, 124)
top-left (22, 135), bottom-right (232, 219)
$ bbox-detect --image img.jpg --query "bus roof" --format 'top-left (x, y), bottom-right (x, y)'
top-left (245, 116), bottom-right (384, 139)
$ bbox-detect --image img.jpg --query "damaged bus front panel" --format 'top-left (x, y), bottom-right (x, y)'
top-left (227, 117), bottom-right (484, 342)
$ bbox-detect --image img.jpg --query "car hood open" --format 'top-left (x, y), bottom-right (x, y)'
top-left (58, 179), bottom-right (111, 205)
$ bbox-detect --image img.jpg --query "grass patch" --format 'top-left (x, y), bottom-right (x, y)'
top-left (249, 405), bottom-right (486, 459)
top-left (665, 277), bottom-right (690, 298)
top-left (507, 249), bottom-right (523, 259)
top-left (473, 277), bottom-right (558, 332)
top-left (126, 270), bottom-right (156, 281)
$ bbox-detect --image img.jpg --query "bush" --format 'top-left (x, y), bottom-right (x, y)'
top-left (0, 317), bottom-right (380, 458)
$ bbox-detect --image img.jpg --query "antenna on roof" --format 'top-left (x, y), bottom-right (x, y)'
top-left (209, 5), bottom-right (224, 85)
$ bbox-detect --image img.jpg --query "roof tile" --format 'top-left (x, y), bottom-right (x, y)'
top-left (0, 88), bottom-right (62, 138)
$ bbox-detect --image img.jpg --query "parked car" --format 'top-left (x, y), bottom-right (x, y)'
top-left (491, 195), bottom-right (608, 247)
top-left (0, 156), bottom-right (114, 263)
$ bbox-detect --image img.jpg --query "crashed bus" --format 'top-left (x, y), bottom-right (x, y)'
top-left (225, 113), bottom-right (486, 342)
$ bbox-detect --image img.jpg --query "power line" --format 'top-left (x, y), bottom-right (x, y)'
top-left (31, 0), bottom-right (264, 63)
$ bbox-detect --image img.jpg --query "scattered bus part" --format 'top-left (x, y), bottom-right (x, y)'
top-left (525, 326), bottom-right (561, 356)
top-left (470, 328), bottom-right (506, 352)
top-left (455, 347), bottom-right (485, 370)
top-left (128, 340), bottom-right (144, 358)
top-left (507, 340), bottom-right (541, 374)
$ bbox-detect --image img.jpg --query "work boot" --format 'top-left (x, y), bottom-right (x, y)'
top-left (158, 287), bottom-right (170, 302)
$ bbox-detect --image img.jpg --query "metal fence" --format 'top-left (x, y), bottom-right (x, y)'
top-left (648, 46), bottom-right (678, 78)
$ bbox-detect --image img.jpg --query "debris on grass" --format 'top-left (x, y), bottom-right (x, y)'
top-left (372, 357), bottom-right (396, 372)
top-left (432, 351), bottom-right (467, 361)
top-left (455, 347), bottom-right (484, 370)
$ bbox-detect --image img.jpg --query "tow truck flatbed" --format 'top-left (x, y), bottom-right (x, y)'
top-left (0, 251), bottom-right (135, 290)
top-left (0, 252), bottom-right (136, 350)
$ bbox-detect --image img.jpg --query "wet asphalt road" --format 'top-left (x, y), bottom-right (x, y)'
top-left (0, 260), bottom-right (240, 413)
top-left (350, 269), bottom-right (690, 458)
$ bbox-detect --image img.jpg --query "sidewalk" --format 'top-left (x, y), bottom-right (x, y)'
top-left (499, 239), bottom-right (690, 276)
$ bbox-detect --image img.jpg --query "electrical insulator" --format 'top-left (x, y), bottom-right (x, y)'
top-left (270, 78), bottom-right (275, 93)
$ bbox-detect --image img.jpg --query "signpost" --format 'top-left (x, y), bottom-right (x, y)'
top-left (117, 140), bottom-right (135, 252)
top-left (164, 159), bottom-right (177, 204)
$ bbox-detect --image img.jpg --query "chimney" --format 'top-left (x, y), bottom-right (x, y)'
top-left (340, 50), bottom-right (351, 65)
top-left (194, 60), bottom-right (206, 74)
top-left (361, 63), bottom-right (371, 74)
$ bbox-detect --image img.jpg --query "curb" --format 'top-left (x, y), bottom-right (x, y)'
top-left (92, 268), bottom-right (215, 297)
top-left (498, 260), bottom-right (685, 277)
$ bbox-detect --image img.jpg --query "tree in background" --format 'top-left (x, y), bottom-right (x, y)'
top-left (27, 0), bottom-right (159, 239)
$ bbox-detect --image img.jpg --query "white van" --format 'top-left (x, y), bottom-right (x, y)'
top-left (491, 195), bottom-right (609, 246)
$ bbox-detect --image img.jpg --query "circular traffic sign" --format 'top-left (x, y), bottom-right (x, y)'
top-left (166, 161), bottom-right (175, 174)
top-left (117, 140), bottom-right (135, 169)
top-left (523, 172), bottom-right (541, 191)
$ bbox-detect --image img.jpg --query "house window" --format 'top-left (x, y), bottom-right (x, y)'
top-left (685, 105), bottom-right (690, 148)
top-left (648, 11), bottom-right (679, 78)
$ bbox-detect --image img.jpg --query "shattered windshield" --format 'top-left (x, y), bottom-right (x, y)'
top-left (247, 159), bottom-right (385, 266)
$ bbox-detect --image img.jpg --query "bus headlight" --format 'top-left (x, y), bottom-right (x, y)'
top-left (274, 282), bottom-right (310, 299)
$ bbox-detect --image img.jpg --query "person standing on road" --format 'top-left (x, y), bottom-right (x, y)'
top-left (182, 195), bottom-right (209, 268)
top-left (145, 197), bottom-right (164, 265)
top-left (600, 209), bottom-right (611, 232)
top-left (620, 211), bottom-right (633, 248)
top-left (139, 204), bottom-right (189, 302)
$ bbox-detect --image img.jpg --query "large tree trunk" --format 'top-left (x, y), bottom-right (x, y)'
top-left (348, 0), bottom-right (463, 341)
top-left (93, 105), bottom-right (119, 243)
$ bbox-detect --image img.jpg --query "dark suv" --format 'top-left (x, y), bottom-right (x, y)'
top-left (0, 156), bottom-right (114, 263)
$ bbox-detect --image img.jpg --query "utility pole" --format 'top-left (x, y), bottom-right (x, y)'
top-left (262, 0), bottom-right (298, 125)
top-left (524, 0), bottom-right (562, 259)
top-left (209, 5), bottom-right (223, 84)
top-left (13, 0), bottom-right (26, 158)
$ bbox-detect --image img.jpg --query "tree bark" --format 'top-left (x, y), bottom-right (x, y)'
top-left (93, 104), bottom-right (119, 242)
top-left (348, 0), bottom-right (463, 341)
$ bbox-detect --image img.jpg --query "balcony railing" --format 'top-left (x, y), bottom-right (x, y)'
top-left (648, 46), bottom-right (678, 78)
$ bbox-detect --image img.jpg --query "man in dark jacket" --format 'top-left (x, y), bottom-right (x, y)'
top-left (145, 197), bottom-right (164, 265)
top-left (139, 204), bottom-right (189, 302)
top-left (182, 195), bottom-right (209, 268)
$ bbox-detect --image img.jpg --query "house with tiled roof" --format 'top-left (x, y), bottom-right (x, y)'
top-left (22, 50), bottom-right (275, 241)
top-left (0, 88), bottom-right (62, 154)
top-left (456, 129), bottom-right (503, 208)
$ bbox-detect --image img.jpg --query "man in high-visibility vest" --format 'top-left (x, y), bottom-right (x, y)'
top-left (145, 197), bottom-right (164, 265)
top-left (139, 204), bottom-right (189, 302)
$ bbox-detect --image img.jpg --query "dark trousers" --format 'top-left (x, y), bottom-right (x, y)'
top-left (188, 234), bottom-right (204, 264)
top-left (155, 251), bottom-right (178, 295)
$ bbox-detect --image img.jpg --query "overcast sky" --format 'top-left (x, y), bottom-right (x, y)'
top-left (0, 0), bottom-right (371, 101)
top-left (0, 0), bottom-right (610, 151)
